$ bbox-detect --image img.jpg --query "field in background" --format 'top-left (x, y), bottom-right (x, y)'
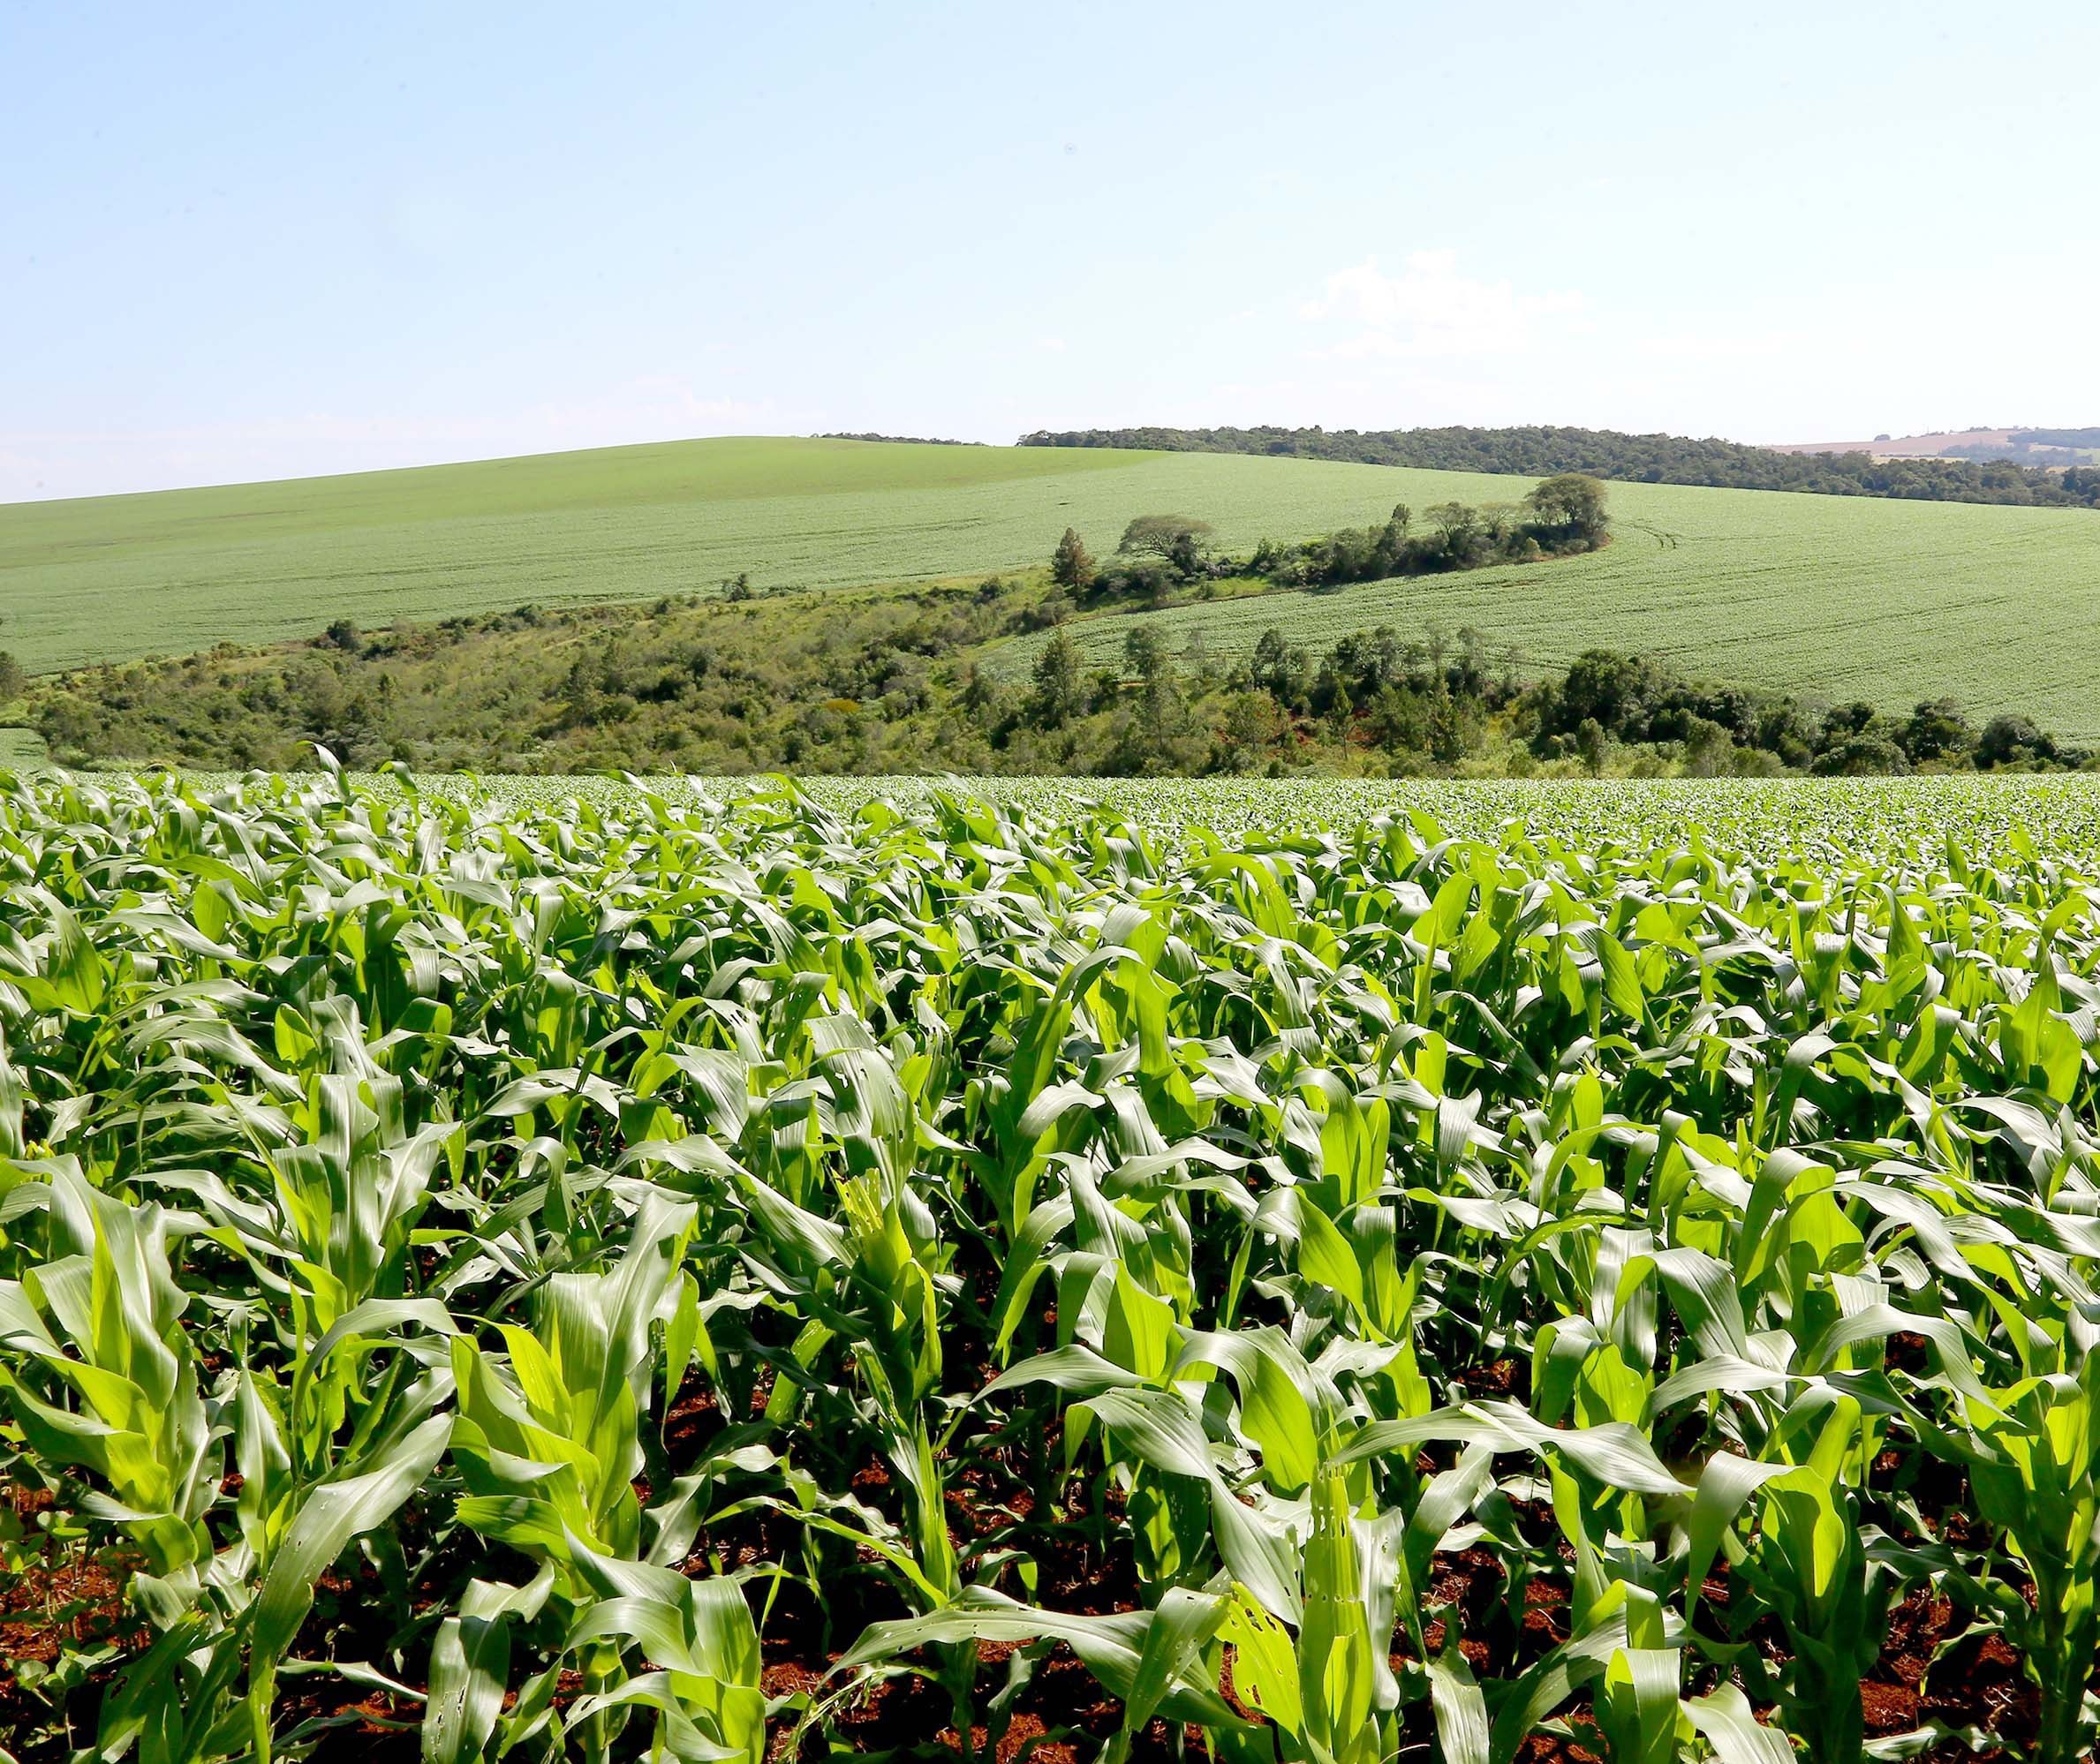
top-left (8, 435), bottom-right (2097, 735)
top-left (1771, 426), bottom-right (2100, 463)
top-left (0, 438), bottom-right (1510, 672)
top-left (998, 476), bottom-right (2100, 739)
top-left (0, 727), bottom-right (50, 767)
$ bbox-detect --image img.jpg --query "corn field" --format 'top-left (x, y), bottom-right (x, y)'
top-left (3, 767), bottom-right (2100, 1762)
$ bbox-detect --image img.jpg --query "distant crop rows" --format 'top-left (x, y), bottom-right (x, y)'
top-left (997, 478), bottom-right (2100, 741)
top-left (121, 768), bottom-right (2100, 863)
top-left (5, 772), bottom-right (2100, 1757)
top-left (126, 769), bottom-right (2100, 860)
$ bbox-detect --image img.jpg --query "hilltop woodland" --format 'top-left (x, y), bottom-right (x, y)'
top-left (1019, 423), bottom-right (2100, 509)
top-left (22, 477), bottom-right (2090, 780)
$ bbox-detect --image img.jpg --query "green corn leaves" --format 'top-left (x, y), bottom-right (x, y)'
top-left (0, 1166), bottom-right (214, 1577)
top-left (2, 771), bottom-right (2100, 1760)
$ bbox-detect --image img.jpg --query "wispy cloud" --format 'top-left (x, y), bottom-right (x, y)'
top-left (1300, 251), bottom-right (1586, 360)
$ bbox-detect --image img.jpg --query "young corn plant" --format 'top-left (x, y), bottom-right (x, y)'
top-left (0, 1163), bottom-right (452, 1764)
top-left (448, 1193), bottom-right (718, 1761)
top-left (0, 1165), bottom-right (231, 1757)
top-left (1952, 1337), bottom-right (2100, 1764)
top-left (1727, 1396), bottom-right (1889, 1764)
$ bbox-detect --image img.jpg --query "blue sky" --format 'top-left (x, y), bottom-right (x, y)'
top-left (5, 1), bottom-right (2096, 500)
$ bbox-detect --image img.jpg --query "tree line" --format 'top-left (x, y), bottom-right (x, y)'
top-left (814, 432), bottom-right (985, 446)
top-left (1017, 424), bottom-right (2100, 509)
top-left (1038, 474), bottom-right (1607, 618)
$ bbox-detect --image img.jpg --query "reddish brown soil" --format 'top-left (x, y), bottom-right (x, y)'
top-left (1458, 1356), bottom-right (1529, 1400)
top-left (1515, 1728), bottom-right (1605, 1763)
top-left (0, 1543), bottom-right (141, 1668)
top-left (0, 1366), bottom-right (2062, 1764)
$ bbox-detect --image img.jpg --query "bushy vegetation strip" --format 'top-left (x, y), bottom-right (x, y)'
top-left (28, 497), bottom-right (2089, 780)
top-left (3, 772), bottom-right (2100, 1758)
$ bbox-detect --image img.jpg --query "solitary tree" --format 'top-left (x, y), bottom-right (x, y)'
top-left (1900, 697), bottom-right (1971, 765)
top-left (1123, 627), bottom-right (1170, 684)
top-left (1028, 628), bottom-right (1084, 728)
top-left (1976, 714), bottom-right (2058, 770)
top-left (1524, 474), bottom-right (1608, 543)
top-left (1111, 626), bottom-right (1195, 771)
top-left (1215, 690), bottom-right (1284, 771)
top-left (1118, 514), bottom-right (1213, 575)
top-left (1250, 626), bottom-right (1310, 711)
top-left (1050, 528), bottom-right (1096, 593)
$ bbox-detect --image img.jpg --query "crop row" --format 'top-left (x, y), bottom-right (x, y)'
top-left (155, 770), bottom-right (2100, 860)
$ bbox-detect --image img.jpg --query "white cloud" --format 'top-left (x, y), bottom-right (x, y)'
top-left (1300, 251), bottom-right (1586, 360)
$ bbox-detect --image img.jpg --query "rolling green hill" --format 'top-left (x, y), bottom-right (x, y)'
top-left (5, 435), bottom-right (2098, 740)
top-left (997, 477), bottom-right (2100, 741)
top-left (0, 438), bottom-right (1508, 674)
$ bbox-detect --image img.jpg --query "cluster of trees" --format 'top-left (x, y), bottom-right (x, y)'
top-left (1018, 425), bottom-right (2100, 509)
top-left (1012, 620), bottom-right (2091, 780)
top-left (1013, 623), bottom-right (1511, 773)
top-left (1532, 650), bottom-right (2089, 776)
top-left (1042, 515), bottom-right (1225, 611)
top-left (1254, 473), bottom-right (1606, 586)
top-left (1040, 475), bottom-right (1606, 616)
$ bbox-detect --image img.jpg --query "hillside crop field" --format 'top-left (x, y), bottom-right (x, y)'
top-left (4, 439), bottom-right (2098, 742)
top-left (0, 439), bottom-right (1508, 675)
top-left (6, 769), bottom-right (2100, 1760)
top-left (1000, 477), bottom-right (2100, 741)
